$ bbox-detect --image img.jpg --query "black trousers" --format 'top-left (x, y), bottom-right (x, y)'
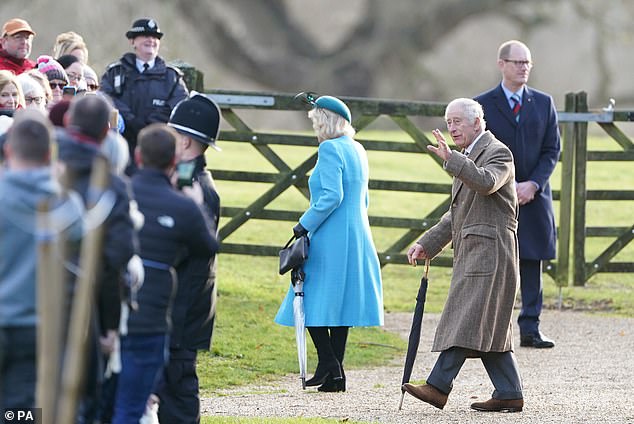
top-left (0, 326), bottom-right (36, 410)
top-left (518, 259), bottom-right (543, 335)
top-left (157, 348), bottom-right (200, 424)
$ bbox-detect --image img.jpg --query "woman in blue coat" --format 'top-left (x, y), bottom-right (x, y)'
top-left (275, 95), bottom-right (383, 392)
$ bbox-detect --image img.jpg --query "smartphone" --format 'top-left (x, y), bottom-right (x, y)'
top-left (62, 86), bottom-right (77, 97)
top-left (176, 161), bottom-right (196, 189)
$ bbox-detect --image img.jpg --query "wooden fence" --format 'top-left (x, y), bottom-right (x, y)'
top-left (201, 88), bottom-right (633, 287)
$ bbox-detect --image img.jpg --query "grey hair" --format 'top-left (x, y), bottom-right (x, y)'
top-left (308, 107), bottom-right (355, 140)
top-left (445, 98), bottom-right (486, 132)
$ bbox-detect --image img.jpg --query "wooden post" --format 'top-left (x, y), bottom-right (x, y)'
top-left (169, 59), bottom-right (204, 92)
top-left (35, 199), bottom-right (67, 420)
top-left (555, 92), bottom-right (577, 288)
top-left (56, 156), bottom-right (109, 424)
top-left (573, 92), bottom-right (589, 286)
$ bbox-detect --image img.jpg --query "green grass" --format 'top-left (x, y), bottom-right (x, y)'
top-left (200, 255), bottom-right (405, 395)
top-left (198, 131), bottom-right (634, 404)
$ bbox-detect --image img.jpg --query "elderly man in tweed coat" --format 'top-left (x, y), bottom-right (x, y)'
top-left (405, 98), bottom-right (524, 413)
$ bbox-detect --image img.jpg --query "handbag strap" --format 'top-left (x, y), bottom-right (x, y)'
top-left (283, 235), bottom-right (297, 249)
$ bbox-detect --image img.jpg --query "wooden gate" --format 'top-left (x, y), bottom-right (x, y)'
top-left (204, 89), bottom-right (634, 287)
top-left (556, 92), bottom-right (634, 286)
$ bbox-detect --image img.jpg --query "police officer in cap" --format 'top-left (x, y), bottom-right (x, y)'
top-left (155, 92), bottom-right (222, 423)
top-left (100, 17), bottom-right (188, 175)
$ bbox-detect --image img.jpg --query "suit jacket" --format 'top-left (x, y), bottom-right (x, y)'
top-left (417, 131), bottom-right (519, 353)
top-left (475, 84), bottom-right (560, 259)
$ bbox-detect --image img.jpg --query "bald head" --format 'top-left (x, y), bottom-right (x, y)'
top-left (497, 40), bottom-right (531, 60)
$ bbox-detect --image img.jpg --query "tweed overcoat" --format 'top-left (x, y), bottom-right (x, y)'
top-left (417, 131), bottom-right (519, 353)
top-left (275, 135), bottom-right (384, 327)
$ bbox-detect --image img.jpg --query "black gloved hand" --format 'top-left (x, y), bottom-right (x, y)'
top-left (293, 223), bottom-right (308, 238)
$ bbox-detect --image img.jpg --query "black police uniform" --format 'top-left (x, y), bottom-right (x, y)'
top-left (100, 55), bottom-right (188, 173)
top-left (158, 154), bottom-right (220, 424)
top-left (128, 168), bottom-right (218, 335)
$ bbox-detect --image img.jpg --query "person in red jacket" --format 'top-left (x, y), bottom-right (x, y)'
top-left (0, 18), bottom-right (36, 75)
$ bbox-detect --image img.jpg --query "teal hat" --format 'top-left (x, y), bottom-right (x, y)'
top-left (314, 95), bottom-right (351, 123)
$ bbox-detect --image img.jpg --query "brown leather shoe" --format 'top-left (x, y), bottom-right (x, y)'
top-left (402, 383), bottom-right (448, 410)
top-left (470, 397), bottom-right (523, 412)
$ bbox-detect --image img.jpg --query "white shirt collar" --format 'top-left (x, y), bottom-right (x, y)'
top-left (464, 130), bottom-right (485, 156)
top-left (136, 58), bottom-right (156, 73)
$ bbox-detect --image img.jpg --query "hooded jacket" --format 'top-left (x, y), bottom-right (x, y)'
top-left (0, 168), bottom-right (60, 326)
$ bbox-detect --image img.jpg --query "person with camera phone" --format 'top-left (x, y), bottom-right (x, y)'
top-left (62, 85), bottom-right (76, 100)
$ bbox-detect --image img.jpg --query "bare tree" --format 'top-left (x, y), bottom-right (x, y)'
top-left (175, 0), bottom-right (517, 96)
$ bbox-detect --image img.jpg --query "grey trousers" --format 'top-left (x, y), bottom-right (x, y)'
top-left (426, 347), bottom-right (523, 400)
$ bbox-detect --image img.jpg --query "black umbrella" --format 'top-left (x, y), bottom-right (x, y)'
top-left (398, 259), bottom-right (430, 411)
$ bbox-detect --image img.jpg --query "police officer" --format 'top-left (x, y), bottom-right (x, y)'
top-left (113, 123), bottom-right (218, 423)
top-left (155, 93), bottom-right (222, 423)
top-left (100, 17), bottom-right (188, 175)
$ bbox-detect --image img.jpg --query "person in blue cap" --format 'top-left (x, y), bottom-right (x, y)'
top-left (275, 94), bottom-right (384, 392)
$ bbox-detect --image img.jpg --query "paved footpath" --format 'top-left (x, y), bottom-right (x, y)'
top-left (202, 310), bottom-right (634, 423)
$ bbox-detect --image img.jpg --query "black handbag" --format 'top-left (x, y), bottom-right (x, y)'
top-left (278, 234), bottom-right (309, 275)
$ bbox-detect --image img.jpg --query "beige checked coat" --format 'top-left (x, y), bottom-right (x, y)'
top-left (417, 131), bottom-right (520, 353)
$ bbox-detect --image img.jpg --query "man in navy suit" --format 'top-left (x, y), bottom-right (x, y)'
top-left (475, 40), bottom-right (560, 348)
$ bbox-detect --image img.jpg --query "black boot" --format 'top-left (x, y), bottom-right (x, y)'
top-left (306, 327), bottom-right (342, 387)
top-left (316, 326), bottom-right (348, 392)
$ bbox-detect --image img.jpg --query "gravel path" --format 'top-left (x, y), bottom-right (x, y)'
top-left (202, 310), bottom-right (634, 423)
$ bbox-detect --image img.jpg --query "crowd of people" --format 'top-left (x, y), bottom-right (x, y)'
top-left (0, 16), bottom-right (222, 424)
top-left (0, 11), bottom-right (560, 423)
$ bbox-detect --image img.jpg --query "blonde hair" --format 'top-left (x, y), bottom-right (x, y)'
top-left (308, 107), bottom-right (355, 141)
top-left (0, 70), bottom-right (25, 109)
top-left (52, 31), bottom-right (89, 64)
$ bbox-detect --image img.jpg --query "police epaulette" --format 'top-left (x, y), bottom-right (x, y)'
top-left (106, 61), bottom-right (123, 70)
top-left (166, 64), bottom-right (184, 76)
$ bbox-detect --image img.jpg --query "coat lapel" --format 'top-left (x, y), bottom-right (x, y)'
top-left (451, 132), bottom-right (493, 200)
top-left (493, 84), bottom-right (517, 126)
top-left (518, 86), bottom-right (535, 129)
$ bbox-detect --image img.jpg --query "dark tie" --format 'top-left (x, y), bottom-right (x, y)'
top-left (143, 63), bottom-right (149, 73)
top-left (511, 93), bottom-right (521, 122)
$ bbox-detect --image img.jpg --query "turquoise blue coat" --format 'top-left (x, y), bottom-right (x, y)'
top-left (275, 136), bottom-right (384, 327)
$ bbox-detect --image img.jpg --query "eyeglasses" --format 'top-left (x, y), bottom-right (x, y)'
top-left (502, 59), bottom-right (533, 67)
top-left (25, 96), bottom-right (44, 105)
top-left (67, 73), bottom-right (83, 81)
top-left (49, 82), bottom-right (67, 89)
top-left (87, 83), bottom-right (99, 91)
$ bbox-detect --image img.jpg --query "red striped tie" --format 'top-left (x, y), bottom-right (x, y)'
top-left (511, 93), bottom-right (521, 122)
